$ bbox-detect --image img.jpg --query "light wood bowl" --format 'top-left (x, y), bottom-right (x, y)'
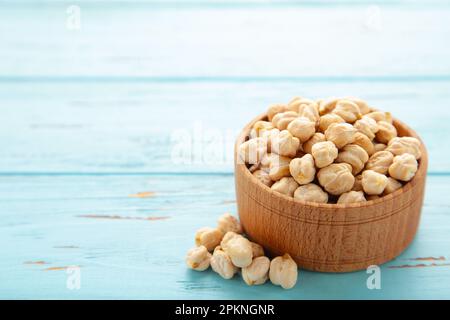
top-left (234, 113), bottom-right (428, 272)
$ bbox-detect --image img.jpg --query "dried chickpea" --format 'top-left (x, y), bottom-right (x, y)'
top-left (351, 174), bottom-right (363, 191)
top-left (287, 117), bottom-right (316, 142)
top-left (186, 245), bottom-right (212, 271)
top-left (289, 101), bottom-right (320, 123)
top-left (311, 141), bottom-right (338, 168)
top-left (388, 153), bottom-right (418, 182)
top-left (242, 256), bottom-right (270, 286)
top-left (302, 132), bottom-right (326, 154)
top-left (269, 254), bottom-right (298, 290)
top-left (386, 137), bottom-right (421, 159)
top-left (376, 121), bottom-right (397, 144)
top-left (268, 155), bottom-right (292, 181)
top-left (195, 227), bottom-right (224, 252)
top-left (289, 154), bottom-right (316, 185)
top-left (210, 247), bottom-right (238, 279)
top-left (353, 132), bottom-right (375, 156)
top-left (373, 143), bottom-right (387, 152)
top-left (344, 97), bottom-right (371, 115)
top-left (267, 103), bottom-right (287, 121)
top-left (223, 236), bottom-right (253, 268)
top-left (217, 213), bottom-right (243, 234)
top-left (354, 116), bottom-right (379, 140)
top-left (332, 99), bottom-right (362, 123)
top-left (250, 242), bottom-right (265, 258)
top-left (317, 163), bottom-right (355, 195)
top-left (383, 177), bottom-right (403, 195)
top-left (336, 144), bottom-right (369, 175)
top-left (250, 121), bottom-right (274, 139)
top-left (262, 128), bottom-right (281, 153)
top-left (252, 169), bottom-right (273, 187)
top-left (319, 97), bottom-right (340, 115)
top-left (259, 153), bottom-right (277, 173)
top-left (238, 137), bottom-right (267, 165)
top-left (293, 183), bottom-right (328, 203)
top-left (337, 191), bottom-right (366, 204)
top-left (272, 111), bottom-right (298, 130)
top-left (365, 151), bottom-right (394, 175)
top-left (271, 130), bottom-right (300, 158)
top-left (318, 113), bottom-right (345, 132)
top-left (271, 177), bottom-right (299, 197)
top-left (324, 123), bottom-right (357, 149)
top-left (365, 111), bottom-right (393, 124)
top-left (287, 96), bottom-right (316, 111)
top-left (362, 170), bottom-right (388, 195)
top-left (220, 231), bottom-right (241, 249)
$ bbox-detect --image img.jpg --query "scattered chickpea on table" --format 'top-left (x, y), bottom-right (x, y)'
top-left (186, 213), bottom-right (299, 289)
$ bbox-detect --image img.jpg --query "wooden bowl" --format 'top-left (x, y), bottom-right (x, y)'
top-left (234, 113), bottom-right (428, 272)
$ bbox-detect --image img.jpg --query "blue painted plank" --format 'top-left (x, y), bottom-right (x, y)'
top-left (0, 81), bottom-right (449, 173)
top-left (1, 4), bottom-right (450, 77)
top-left (0, 174), bottom-right (449, 299)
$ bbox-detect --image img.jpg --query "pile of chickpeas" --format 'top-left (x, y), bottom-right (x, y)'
top-left (238, 97), bottom-right (422, 204)
top-left (186, 213), bottom-right (298, 289)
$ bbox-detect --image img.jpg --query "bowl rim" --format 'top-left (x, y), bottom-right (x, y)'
top-left (234, 112), bottom-right (428, 209)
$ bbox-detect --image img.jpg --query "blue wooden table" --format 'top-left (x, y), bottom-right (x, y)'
top-left (1, 0), bottom-right (450, 299)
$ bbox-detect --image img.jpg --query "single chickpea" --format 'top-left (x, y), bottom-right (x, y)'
top-left (223, 236), bottom-right (253, 268)
top-left (362, 170), bottom-right (389, 195)
top-left (388, 153), bottom-right (418, 182)
top-left (373, 142), bottom-right (387, 152)
top-left (259, 153), bottom-right (277, 173)
top-left (336, 144), bottom-right (369, 175)
top-left (386, 137), bottom-right (421, 159)
top-left (217, 213), bottom-right (243, 234)
top-left (272, 111), bottom-right (298, 130)
top-left (302, 132), bottom-right (326, 154)
top-left (317, 163), bottom-right (355, 195)
top-left (331, 99), bottom-right (362, 123)
top-left (376, 121), bottom-right (397, 144)
top-left (250, 121), bottom-right (274, 139)
top-left (311, 141), bottom-right (339, 168)
top-left (337, 191), bottom-right (366, 204)
top-left (287, 96), bottom-right (316, 111)
top-left (365, 151), bottom-right (394, 175)
top-left (250, 242), bottom-right (265, 258)
top-left (271, 130), bottom-right (300, 158)
top-left (383, 177), bottom-right (403, 195)
top-left (186, 245), bottom-right (212, 271)
top-left (318, 113), bottom-right (345, 132)
top-left (354, 116), bottom-right (379, 140)
top-left (238, 137), bottom-right (267, 165)
top-left (271, 177), bottom-right (299, 197)
top-left (293, 183), bottom-right (328, 203)
top-left (262, 128), bottom-right (280, 153)
top-left (343, 97), bottom-right (371, 115)
top-left (242, 256), bottom-right (270, 286)
top-left (289, 154), bottom-right (316, 185)
top-left (318, 97), bottom-right (340, 115)
top-left (267, 103), bottom-right (288, 121)
top-left (352, 174), bottom-right (363, 191)
top-left (287, 117), bottom-right (316, 142)
top-left (292, 102), bottom-right (320, 124)
top-left (210, 247), bottom-right (238, 279)
top-left (268, 155), bottom-right (292, 181)
top-left (252, 169), bottom-right (273, 187)
top-left (220, 231), bottom-right (241, 249)
top-left (352, 132), bottom-right (375, 156)
top-left (365, 111), bottom-right (393, 123)
top-left (195, 227), bottom-right (224, 252)
top-left (269, 254), bottom-right (298, 290)
top-left (324, 122), bottom-right (357, 149)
